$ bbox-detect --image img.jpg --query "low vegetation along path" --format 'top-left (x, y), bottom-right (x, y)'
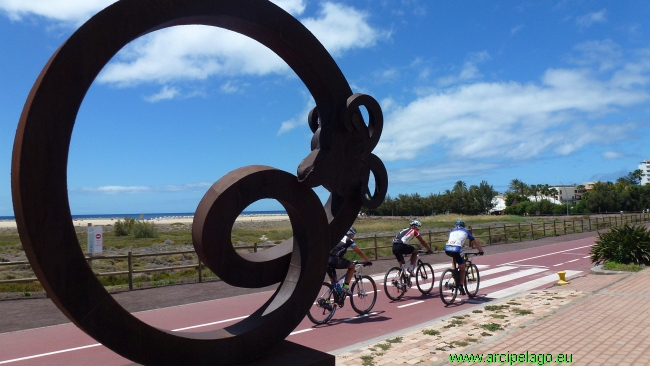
top-left (0, 236), bottom-right (596, 365)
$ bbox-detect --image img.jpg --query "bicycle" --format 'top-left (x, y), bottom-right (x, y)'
top-left (384, 250), bottom-right (435, 301)
top-left (307, 261), bottom-right (377, 325)
top-left (439, 252), bottom-right (481, 305)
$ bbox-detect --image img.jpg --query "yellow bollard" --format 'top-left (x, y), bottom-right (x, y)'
top-left (557, 271), bottom-right (570, 286)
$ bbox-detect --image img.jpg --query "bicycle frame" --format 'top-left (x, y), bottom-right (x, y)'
top-left (330, 262), bottom-right (366, 294)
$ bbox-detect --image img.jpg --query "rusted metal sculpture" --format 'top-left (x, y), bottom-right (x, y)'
top-left (11, 0), bottom-right (387, 364)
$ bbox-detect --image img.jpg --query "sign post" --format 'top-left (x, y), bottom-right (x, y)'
top-left (88, 226), bottom-right (103, 254)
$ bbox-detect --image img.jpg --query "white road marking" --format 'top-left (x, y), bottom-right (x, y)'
top-left (487, 270), bottom-right (582, 298)
top-left (0, 315), bottom-right (252, 364)
top-left (172, 315), bottom-right (248, 331)
top-left (503, 244), bottom-right (592, 265)
top-left (344, 312), bottom-right (378, 322)
top-left (371, 264), bottom-right (488, 282)
top-left (289, 329), bottom-right (313, 335)
top-left (0, 344), bottom-right (102, 364)
top-left (479, 266), bottom-right (517, 276)
top-left (397, 301), bottom-right (425, 308)
top-left (552, 258), bottom-right (580, 267)
top-left (506, 264), bottom-right (548, 268)
top-left (478, 268), bottom-right (548, 288)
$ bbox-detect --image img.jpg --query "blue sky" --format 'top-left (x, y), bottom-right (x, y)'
top-left (1, 0), bottom-right (649, 216)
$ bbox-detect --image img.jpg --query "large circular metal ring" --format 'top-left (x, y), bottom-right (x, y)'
top-left (12, 0), bottom-right (354, 364)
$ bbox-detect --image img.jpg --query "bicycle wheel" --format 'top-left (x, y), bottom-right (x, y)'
top-left (350, 275), bottom-right (377, 314)
top-left (415, 262), bottom-right (435, 294)
top-left (384, 267), bottom-right (407, 301)
top-left (465, 263), bottom-right (480, 298)
top-left (307, 282), bottom-right (336, 324)
top-left (439, 269), bottom-right (458, 305)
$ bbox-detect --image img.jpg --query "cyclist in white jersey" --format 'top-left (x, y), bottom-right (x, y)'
top-left (444, 220), bottom-right (484, 295)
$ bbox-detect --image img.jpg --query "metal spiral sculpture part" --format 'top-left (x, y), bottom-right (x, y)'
top-left (11, 0), bottom-right (387, 364)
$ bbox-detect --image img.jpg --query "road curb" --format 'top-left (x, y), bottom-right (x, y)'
top-left (590, 264), bottom-right (637, 275)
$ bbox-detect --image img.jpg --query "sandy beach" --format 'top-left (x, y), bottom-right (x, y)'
top-left (0, 214), bottom-right (289, 229)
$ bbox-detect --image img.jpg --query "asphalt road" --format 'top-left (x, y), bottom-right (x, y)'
top-left (0, 230), bottom-right (602, 365)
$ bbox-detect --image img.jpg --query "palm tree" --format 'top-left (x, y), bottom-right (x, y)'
top-left (508, 179), bottom-right (528, 196)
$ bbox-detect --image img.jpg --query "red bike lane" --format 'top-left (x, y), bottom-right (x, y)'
top-left (0, 237), bottom-right (596, 365)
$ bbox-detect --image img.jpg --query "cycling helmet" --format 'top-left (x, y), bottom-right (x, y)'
top-left (455, 220), bottom-right (466, 228)
top-left (409, 220), bottom-right (422, 229)
top-left (347, 227), bottom-right (357, 235)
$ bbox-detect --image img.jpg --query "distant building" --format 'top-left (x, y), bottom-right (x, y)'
top-left (639, 159), bottom-right (650, 185)
top-left (489, 195), bottom-right (506, 214)
top-left (583, 182), bottom-right (596, 190)
top-left (550, 184), bottom-right (579, 205)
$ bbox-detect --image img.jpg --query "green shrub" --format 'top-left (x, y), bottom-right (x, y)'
top-left (132, 221), bottom-right (157, 238)
top-left (590, 224), bottom-right (650, 265)
top-left (114, 217), bottom-right (137, 236)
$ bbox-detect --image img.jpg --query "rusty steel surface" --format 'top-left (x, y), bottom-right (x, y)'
top-left (11, 0), bottom-right (387, 365)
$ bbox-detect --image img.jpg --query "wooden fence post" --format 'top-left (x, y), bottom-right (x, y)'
top-left (487, 226), bottom-right (492, 245)
top-left (374, 234), bottom-right (378, 260)
top-left (530, 223), bottom-right (534, 240)
top-left (128, 251), bottom-right (133, 291)
top-left (589, 218), bottom-right (592, 231)
top-left (517, 223), bottom-right (522, 242)
top-left (254, 242), bottom-right (258, 253)
top-left (553, 221), bottom-right (557, 236)
top-left (503, 224), bottom-right (508, 243)
top-left (563, 220), bottom-right (567, 235)
top-left (198, 259), bottom-right (203, 283)
top-left (542, 221), bottom-right (546, 237)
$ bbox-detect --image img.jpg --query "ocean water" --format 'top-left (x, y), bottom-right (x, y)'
top-left (0, 210), bottom-right (287, 221)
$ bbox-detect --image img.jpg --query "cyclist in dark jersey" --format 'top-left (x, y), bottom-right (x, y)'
top-left (392, 220), bottom-right (433, 275)
top-left (327, 227), bottom-right (372, 295)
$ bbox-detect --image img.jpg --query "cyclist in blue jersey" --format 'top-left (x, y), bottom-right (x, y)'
top-left (392, 220), bottom-right (433, 276)
top-left (444, 220), bottom-right (484, 295)
top-left (327, 227), bottom-right (372, 296)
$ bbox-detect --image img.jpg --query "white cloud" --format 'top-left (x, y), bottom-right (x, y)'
top-left (0, 0), bottom-right (115, 24)
top-left (389, 162), bottom-right (500, 184)
top-left (220, 81), bottom-right (246, 94)
top-left (93, 2), bottom-right (384, 88)
top-left (438, 51), bottom-right (491, 86)
top-left (570, 39), bottom-right (622, 71)
top-left (76, 182), bottom-right (212, 195)
top-left (576, 9), bottom-right (607, 28)
top-left (272, 0), bottom-right (306, 15)
top-left (145, 85), bottom-right (179, 103)
top-left (375, 54), bottom-right (650, 163)
top-left (277, 99), bottom-right (315, 135)
top-left (97, 26), bottom-right (287, 87)
top-left (602, 151), bottom-right (624, 159)
top-left (510, 24), bottom-right (524, 35)
top-left (0, 0), bottom-right (304, 24)
top-left (301, 2), bottom-right (387, 57)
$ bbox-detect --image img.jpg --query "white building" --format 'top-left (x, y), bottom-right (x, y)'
top-left (550, 184), bottom-right (578, 205)
top-left (639, 159), bottom-right (650, 185)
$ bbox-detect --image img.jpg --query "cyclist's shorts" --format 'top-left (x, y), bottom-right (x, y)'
top-left (328, 256), bottom-right (351, 270)
top-left (327, 256), bottom-right (351, 280)
top-left (392, 242), bottom-right (415, 263)
top-left (444, 245), bottom-right (465, 265)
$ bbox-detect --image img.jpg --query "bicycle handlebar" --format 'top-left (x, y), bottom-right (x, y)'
top-left (464, 251), bottom-right (483, 257)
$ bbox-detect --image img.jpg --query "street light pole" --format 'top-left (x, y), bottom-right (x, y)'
top-left (558, 180), bottom-right (568, 216)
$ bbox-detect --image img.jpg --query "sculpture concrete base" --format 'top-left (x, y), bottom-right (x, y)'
top-left (246, 340), bottom-right (335, 365)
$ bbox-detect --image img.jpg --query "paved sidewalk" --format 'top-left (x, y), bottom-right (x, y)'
top-left (332, 269), bottom-right (649, 365)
